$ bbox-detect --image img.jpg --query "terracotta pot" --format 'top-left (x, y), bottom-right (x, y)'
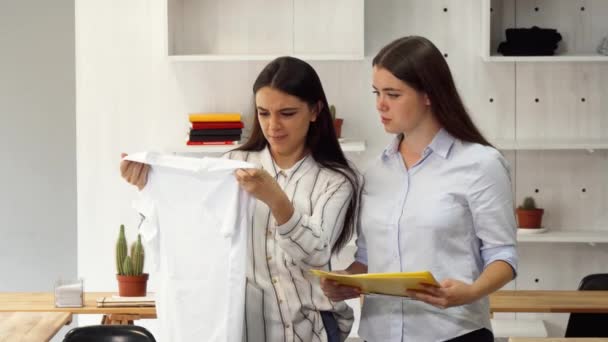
top-left (117, 273), bottom-right (149, 297)
top-left (516, 208), bottom-right (544, 228)
top-left (333, 118), bottom-right (343, 138)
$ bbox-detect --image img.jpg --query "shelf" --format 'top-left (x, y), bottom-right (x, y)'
top-left (491, 319), bottom-right (547, 338)
top-left (495, 139), bottom-right (608, 151)
top-left (338, 140), bottom-right (366, 152)
top-left (167, 0), bottom-right (364, 61)
top-left (169, 54), bottom-right (365, 62)
top-left (517, 230), bottom-right (608, 244)
top-left (483, 54), bottom-right (608, 63)
top-left (481, 0), bottom-right (608, 63)
top-left (343, 230), bottom-right (608, 248)
top-left (171, 139), bottom-right (366, 154)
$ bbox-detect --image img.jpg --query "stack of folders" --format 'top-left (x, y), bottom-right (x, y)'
top-left (187, 113), bottom-right (244, 146)
top-left (96, 293), bottom-right (156, 308)
top-left (310, 270), bottom-right (439, 297)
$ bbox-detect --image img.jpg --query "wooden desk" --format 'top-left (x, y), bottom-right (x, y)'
top-left (3, 290), bottom-right (608, 325)
top-left (490, 290), bottom-right (608, 313)
top-left (509, 339), bottom-right (608, 342)
top-left (0, 292), bottom-right (155, 325)
top-left (0, 312), bottom-right (72, 342)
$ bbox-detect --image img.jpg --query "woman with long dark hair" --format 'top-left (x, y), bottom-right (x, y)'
top-left (121, 56), bottom-right (359, 342)
top-left (321, 36), bottom-right (517, 342)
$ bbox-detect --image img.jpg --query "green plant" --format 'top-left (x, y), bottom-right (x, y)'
top-left (329, 104), bottom-right (336, 121)
top-left (116, 225), bottom-right (145, 276)
top-left (519, 196), bottom-right (537, 210)
top-left (123, 256), bottom-right (134, 276)
top-left (116, 225), bottom-right (127, 275)
top-left (131, 235), bottom-right (145, 275)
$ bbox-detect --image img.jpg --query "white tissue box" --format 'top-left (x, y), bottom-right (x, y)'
top-left (54, 278), bottom-right (84, 307)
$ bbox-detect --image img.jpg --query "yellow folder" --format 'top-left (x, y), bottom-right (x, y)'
top-left (310, 270), bottom-right (439, 297)
top-left (188, 113), bottom-right (241, 122)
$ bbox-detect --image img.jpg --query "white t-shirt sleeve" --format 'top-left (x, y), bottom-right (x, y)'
top-left (132, 179), bottom-right (161, 272)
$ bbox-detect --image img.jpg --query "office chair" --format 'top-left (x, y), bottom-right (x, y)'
top-left (63, 325), bottom-right (156, 342)
top-left (565, 273), bottom-right (608, 337)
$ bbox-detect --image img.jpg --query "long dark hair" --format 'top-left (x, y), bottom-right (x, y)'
top-left (237, 56), bottom-right (359, 254)
top-left (373, 36), bottom-right (492, 147)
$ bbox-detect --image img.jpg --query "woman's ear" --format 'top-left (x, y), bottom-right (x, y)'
top-left (424, 94), bottom-right (431, 107)
top-left (311, 101), bottom-right (323, 122)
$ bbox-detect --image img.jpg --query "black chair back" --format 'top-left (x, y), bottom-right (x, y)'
top-left (565, 273), bottom-right (608, 337)
top-left (63, 325), bottom-right (156, 342)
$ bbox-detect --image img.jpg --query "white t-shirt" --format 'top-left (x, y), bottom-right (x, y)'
top-left (127, 152), bottom-right (254, 342)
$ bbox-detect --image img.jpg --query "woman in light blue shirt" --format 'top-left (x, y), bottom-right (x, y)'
top-left (321, 36), bottom-right (517, 341)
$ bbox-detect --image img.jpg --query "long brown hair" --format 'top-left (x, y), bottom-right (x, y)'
top-left (237, 56), bottom-right (360, 254)
top-left (373, 36), bottom-right (492, 147)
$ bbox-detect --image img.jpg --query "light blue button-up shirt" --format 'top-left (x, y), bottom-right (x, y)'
top-left (356, 129), bottom-right (517, 342)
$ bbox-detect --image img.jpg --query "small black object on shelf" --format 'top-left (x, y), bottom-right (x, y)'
top-left (497, 26), bottom-right (562, 56)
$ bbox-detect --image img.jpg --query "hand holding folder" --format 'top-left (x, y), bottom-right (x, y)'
top-left (311, 270), bottom-right (439, 297)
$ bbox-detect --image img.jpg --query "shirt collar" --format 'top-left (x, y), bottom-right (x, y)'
top-left (260, 145), bottom-right (315, 183)
top-left (427, 128), bottom-right (455, 159)
top-left (274, 156), bottom-right (307, 178)
top-left (382, 128), bottom-right (455, 160)
top-left (382, 134), bottom-right (403, 159)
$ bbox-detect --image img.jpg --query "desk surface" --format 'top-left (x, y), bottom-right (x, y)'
top-left (0, 311), bottom-right (72, 342)
top-left (0, 292), bottom-right (155, 316)
top-left (3, 290), bottom-right (608, 316)
top-left (491, 290), bottom-right (608, 313)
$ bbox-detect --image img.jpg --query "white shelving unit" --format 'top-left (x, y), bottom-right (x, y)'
top-left (484, 54), bottom-right (608, 63)
top-left (495, 139), bottom-right (608, 151)
top-left (344, 230), bottom-right (608, 249)
top-left (171, 139), bottom-right (366, 154)
top-left (167, 0), bottom-right (364, 61)
top-left (517, 230), bottom-right (608, 244)
top-left (169, 54), bottom-right (365, 62)
top-left (481, 0), bottom-right (608, 62)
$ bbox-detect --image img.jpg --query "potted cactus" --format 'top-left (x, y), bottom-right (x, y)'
top-left (116, 224), bottom-right (148, 297)
top-left (330, 104), bottom-right (343, 139)
top-left (516, 196), bottom-right (544, 229)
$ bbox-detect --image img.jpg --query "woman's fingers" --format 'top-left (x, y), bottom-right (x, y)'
top-left (120, 157), bottom-right (130, 178)
top-left (235, 169), bottom-right (250, 181)
top-left (320, 278), bottom-right (361, 301)
top-left (136, 164), bottom-right (150, 190)
top-left (236, 168), bottom-right (260, 180)
top-left (128, 162), bottom-right (143, 185)
top-left (120, 153), bottom-right (149, 188)
top-left (235, 169), bottom-right (263, 191)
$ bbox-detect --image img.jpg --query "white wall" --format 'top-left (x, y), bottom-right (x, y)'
top-left (0, 0), bottom-right (76, 300)
top-left (0, 0), bottom-right (77, 340)
top-left (76, 0), bottom-right (608, 339)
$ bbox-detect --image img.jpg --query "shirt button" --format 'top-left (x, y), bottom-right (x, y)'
top-left (272, 278), bottom-right (278, 284)
top-left (285, 324), bottom-right (291, 329)
top-left (279, 299), bottom-right (283, 304)
top-left (267, 256), bottom-right (272, 261)
top-left (267, 230), bottom-right (272, 236)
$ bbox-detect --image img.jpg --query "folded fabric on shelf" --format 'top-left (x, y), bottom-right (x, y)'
top-left (190, 121), bottom-right (244, 130)
top-left (188, 113), bottom-right (241, 123)
top-left (498, 26), bottom-right (562, 56)
top-left (186, 140), bottom-right (238, 146)
top-left (190, 128), bottom-right (243, 136)
top-left (188, 134), bottom-right (241, 142)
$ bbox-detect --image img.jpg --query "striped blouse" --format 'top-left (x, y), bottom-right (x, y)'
top-left (225, 146), bottom-right (354, 342)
